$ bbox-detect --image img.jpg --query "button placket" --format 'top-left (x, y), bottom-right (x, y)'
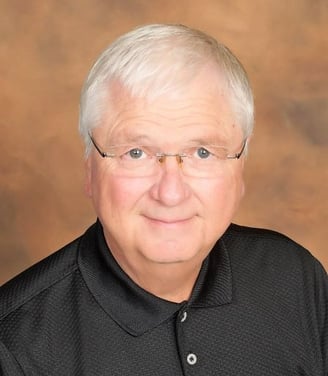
top-left (176, 306), bottom-right (200, 371)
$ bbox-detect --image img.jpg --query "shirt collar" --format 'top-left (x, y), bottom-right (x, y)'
top-left (78, 221), bottom-right (232, 336)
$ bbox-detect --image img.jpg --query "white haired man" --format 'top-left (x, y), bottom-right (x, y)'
top-left (0, 24), bottom-right (327, 375)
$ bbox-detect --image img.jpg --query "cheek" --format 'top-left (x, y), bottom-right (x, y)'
top-left (230, 168), bottom-right (245, 205)
top-left (201, 168), bottom-right (244, 215)
top-left (93, 171), bottom-right (152, 215)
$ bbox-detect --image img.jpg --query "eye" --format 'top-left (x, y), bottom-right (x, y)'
top-left (195, 147), bottom-right (212, 159)
top-left (125, 148), bottom-right (146, 159)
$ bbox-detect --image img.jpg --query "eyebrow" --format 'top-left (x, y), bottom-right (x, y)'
top-left (108, 133), bottom-right (154, 146)
top-left (191, 136), bottom-right (228, 143)
top-left (110, 133), bottom-right (229, 145)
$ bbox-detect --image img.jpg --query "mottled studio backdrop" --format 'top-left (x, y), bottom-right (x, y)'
top-left (1, 0), bottom-right (327, 284)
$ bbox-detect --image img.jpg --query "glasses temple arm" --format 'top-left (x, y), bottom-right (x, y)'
top-left (89, 133), bottom-right (107, 158)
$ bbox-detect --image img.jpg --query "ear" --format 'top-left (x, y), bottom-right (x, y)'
top-left (84, 157), bottom-right (93, 198)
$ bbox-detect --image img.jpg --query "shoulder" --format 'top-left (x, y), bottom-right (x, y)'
top-left (222, 224), bottom-right (327, 371)
top-left (0, 236), bottom-right (82, 321)
top-left (224, 223), bottom-right (323, 268)
top-left (222, 223), bottom-right (327, 291)
top-left (225, 223), bottom-right (306, 248)
top-left (221, 223), bottom-right (327, 311)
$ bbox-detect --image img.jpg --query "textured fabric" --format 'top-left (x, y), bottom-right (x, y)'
top-left (0, 221), bottom-right (327, 375)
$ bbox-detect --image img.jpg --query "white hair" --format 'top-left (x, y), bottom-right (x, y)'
top-left (79, 24), bottom-right (254, 155)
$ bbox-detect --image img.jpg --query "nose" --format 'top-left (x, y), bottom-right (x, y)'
top-left (149, 155), bottom-right (191, 206)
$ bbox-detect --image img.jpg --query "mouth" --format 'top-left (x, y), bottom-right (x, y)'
top-left (143, 215), bottom-right (194, 226)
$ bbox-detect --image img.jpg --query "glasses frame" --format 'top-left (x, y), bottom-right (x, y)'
top-left (89, 133), bottom-right (247, 162)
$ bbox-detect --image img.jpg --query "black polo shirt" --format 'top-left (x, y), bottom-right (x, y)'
top-left (0, 221), bottom-right (327, 375)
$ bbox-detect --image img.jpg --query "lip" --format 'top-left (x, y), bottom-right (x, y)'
top-left (143, 215), bottom-right (193, 226)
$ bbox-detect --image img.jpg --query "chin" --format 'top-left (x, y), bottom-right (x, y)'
top-left (142, 241), bottom-right (202, 265)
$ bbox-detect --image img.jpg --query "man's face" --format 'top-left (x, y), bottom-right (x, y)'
top-left (85, 68), bottom-right (245, 278)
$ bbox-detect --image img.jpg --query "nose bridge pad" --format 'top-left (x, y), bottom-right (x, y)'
top-left (176, 154), bottom-right (183, 166)
top-left (157, 154), bottom-right (184, 167)
top-left (157, 154), bottom-right (165, 164)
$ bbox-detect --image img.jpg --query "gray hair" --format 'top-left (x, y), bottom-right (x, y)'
top-left (79, 24), bottom-right (254, 155)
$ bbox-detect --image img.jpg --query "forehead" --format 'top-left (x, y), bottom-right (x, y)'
top-left (98, 69), bottom-right (241, 145)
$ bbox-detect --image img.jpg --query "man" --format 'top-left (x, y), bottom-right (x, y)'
top-left (0, 24), bottom-right (327, 375)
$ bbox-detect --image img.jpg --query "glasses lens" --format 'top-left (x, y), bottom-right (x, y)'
top-left (110, 153), bottom-right (229, 178)
top-left (93, 140), bottom-right (244, 178)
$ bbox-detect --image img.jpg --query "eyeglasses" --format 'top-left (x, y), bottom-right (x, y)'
top-left (89, 133), bottom-right (247, 178)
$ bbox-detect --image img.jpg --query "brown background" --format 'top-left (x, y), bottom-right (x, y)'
top-left (0, 0), bottom-right (327, 285)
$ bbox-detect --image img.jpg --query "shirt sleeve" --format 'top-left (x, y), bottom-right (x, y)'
top-left (0, 340), bottom-right (25, 375)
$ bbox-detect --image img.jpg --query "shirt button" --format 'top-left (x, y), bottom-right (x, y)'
top-left (187, 353), bottom-right (197, 365)
top-left (181, 311), bottom-right (187, 322)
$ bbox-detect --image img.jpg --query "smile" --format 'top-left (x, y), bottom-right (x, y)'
top-left (143, 215), bottom-right (193, 226)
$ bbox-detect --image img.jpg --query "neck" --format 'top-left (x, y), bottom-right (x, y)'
top-left (113, 252), bottom-right (202, 302)
top-left (136, 263), bottom-right (202, 302)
